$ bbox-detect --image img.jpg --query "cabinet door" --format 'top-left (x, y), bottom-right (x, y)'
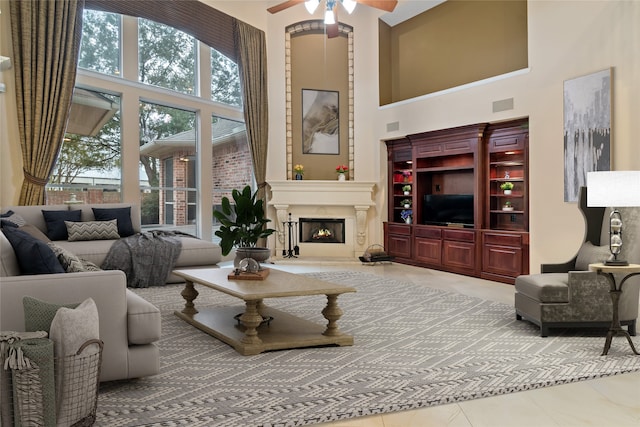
top-left (482, 244), bottom-right (523, 277)
top-left (414, 237), bottom-right (441, 265)
top-left (388, 234), bottom-right (412, 259)
top-left (442, 240), bottom-right (476, 270)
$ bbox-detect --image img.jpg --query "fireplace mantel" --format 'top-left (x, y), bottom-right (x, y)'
top-left (267, 180), bottom-right (377, 258)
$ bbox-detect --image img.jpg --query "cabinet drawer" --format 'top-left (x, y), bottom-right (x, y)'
top-left (442, 240), bottom-right (476, 270)
top-left (387, 223), bottom-right (412, 235)
top-left (483, 232), bottom-right (522, 247)
top-left (483, 244), bottom-right (523, 277)
top-left (443, 228), bottom-right (475, 242)
top-left (415, 227), bottom-right (441, 239)
top-left (388, 235), bottom-right (412, 258)
top-left (489, 135), bottom-right (525, 152)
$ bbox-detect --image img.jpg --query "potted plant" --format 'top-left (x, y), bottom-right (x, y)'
top-left (401, 199), bottom-right (412, 209)
top-left (294, 164), bottom-right (304, 180)
top-left (402, 184), bottom-right (411, 195)
top-left (502, 201), bottom-right (514, 211)
top-left (213, 185), bottom-right (276, 265)
top-left (500, 181), bottom-right (514, 195)
top-left (336, 164), bottom-right (348, 181)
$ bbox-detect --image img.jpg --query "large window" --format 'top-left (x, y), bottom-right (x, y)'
top-left (139, 19), bottom-right (197, 95)
top-left (50, 9), bottom-right (249, 241)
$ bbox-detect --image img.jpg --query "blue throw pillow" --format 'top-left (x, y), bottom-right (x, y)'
top-left (1, 227), bottom-right (65, 275)
top-left (92, 207), bottom-right (134, 237)
top-left (42, 210), bottom-right (81, 240)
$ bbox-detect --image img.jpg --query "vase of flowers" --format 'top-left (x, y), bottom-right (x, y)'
top-left (294, 164), bottom-right (304, 180)
top-left (402, 170), bottom-right (412, 183)
top-left (400, 209), bottom-right (412, 224)
top-left (336, 164), bottom-right (348, 181)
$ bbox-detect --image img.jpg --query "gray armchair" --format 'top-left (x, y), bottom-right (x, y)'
top-left (515, 187), bottom-right (640, 336)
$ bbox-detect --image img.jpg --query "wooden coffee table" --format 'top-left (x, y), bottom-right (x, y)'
top-left (172, 267), bottom-right (356, 355)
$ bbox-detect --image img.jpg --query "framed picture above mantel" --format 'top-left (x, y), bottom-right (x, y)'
top-left (301, 89), bottom-right (339, 155)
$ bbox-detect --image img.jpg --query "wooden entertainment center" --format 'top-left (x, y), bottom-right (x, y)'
top-left (384, 118), bottom-right (529, 284)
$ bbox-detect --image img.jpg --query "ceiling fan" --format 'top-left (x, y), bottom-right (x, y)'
top-left (268, 0), bottom-right (398, 38)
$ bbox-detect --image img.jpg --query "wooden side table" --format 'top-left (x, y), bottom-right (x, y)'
top-left (589, 263), bottom-right (640, 356)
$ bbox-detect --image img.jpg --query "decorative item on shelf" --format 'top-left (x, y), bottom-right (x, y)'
top-left (213, 185), bottom-right (276, 267)
top-left (587, 170), bottom-right (640, 266)
top-left (294, 164), bottom-right (304, 180)
top-left (502, 201), bottom-right (514, 211)
top-left (336, 164), bottom-right (348, 181)
top-left (402, 170), bottom-right (412, 183)
top-left (500, 181), bottom-right (514, 195)
top-left (504, 171), bottom-right (510, 179)
top-left (401, 199), bottom-right (412, 209)
top-left (402, 184), bottom-right (411, 195)
top-left (400, 209), bottom-right (412, 224)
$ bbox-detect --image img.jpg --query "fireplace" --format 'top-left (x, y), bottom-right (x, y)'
top-left (299, 218), bottom-right (345, 244)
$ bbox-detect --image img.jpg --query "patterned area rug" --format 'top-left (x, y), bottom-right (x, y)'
top-left (96, 271), bottom-right (640, 426)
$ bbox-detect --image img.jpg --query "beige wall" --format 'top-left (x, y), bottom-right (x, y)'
top-left (381, 0), bottom-right (528, 104)
top-left (2, 1), bottom-right (639, 273)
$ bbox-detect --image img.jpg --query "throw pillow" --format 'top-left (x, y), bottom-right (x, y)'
top-left (0, 210), bottom-right (26, 228)
top-left (575, 241), bottom-right (612, 270)
top-left (92, 207), bottom-right (134, 237)
top-left (49, 298), bottom-right (100, 426)
top-left (18, 224), bottom-right (51, 242)
top-left (1, 227), bottom-right (65, 275)
top-left (23, 296), bottom-right (80, 333)
top-left (65, 219), bottom-right (120, 242)
top-left (42, 210), bottom-right (81, 240)
top-left (47, 242), bottom-right (86, 273)
top-left (80, 259), bottom-right (102, 271)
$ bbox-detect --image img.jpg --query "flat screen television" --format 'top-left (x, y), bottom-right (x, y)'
top-left (423, 194), bottom-right (474, 227)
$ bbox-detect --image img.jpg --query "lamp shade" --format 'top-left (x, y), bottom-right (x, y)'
top-left (587, 171), bottom-right (640, 207)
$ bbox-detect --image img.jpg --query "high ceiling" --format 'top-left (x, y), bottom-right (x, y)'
top-left (378, 0), bottom-right (445, 26)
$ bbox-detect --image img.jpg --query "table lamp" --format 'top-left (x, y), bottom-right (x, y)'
top-left (587, 170), bottom-right (640, 266)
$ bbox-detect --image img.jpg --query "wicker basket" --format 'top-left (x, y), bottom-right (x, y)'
top-left (359, 244), bottom-right (394, 264)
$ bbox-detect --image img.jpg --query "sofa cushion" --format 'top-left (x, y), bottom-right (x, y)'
top-left (0, 210), bottom-right (27, 228)
top-left (23, 296), bottom-right (80, 333)
top-left (92, 207), bottom-right (134, 237)
top-left (575, 241), bottom-right (611, 270)
top-left (0, 232), bottom-right (20, 277)
top-left (18, 224), bottom-right (51, 242)
top-left (42, 209), bottom-right (82, 240)
top-left (65, 219), bottom-right (120, 241)
top-left (1, 227), bottom-right (65, 275)
top-left (515, 273), bottom-right (569, 303)
top-left (126, 290), bottom-right (161, 345)
top-left (47, 242), bottom-right (100, 273)
top-left (54, 239), bottom-right (117, 267)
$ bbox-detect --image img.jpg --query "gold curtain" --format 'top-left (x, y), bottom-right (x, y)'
top-left (233, 21), bottom-right (269, 205)
top-left (10, 0), bottom-right (84, 205)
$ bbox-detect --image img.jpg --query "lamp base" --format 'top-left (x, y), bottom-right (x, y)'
top-left (604, 259), bottom-right (629, 266)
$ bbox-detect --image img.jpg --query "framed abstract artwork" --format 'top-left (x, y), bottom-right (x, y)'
top-left (301, 89), bottom-right (339, 154)
top-left (563, 68), bottom-right (611, 202)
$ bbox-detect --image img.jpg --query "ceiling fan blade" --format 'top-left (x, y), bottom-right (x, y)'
top-left (357, 0), bottom-right (398, 13)
top-left (267, 0), bottom-right (306, 14)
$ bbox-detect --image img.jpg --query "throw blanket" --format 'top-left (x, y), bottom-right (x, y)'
top-left (102, 231), bottom-right (182, 288)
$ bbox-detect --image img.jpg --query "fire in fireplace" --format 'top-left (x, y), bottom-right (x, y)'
top-left (299, 218), bottom-right (345, 244)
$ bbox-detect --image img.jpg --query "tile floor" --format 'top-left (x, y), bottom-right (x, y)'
top-left (256, 259), bottom-right (640, 427)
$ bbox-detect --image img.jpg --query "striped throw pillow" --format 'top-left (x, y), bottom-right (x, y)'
top-left (65, 219), bottom-right (120, 242)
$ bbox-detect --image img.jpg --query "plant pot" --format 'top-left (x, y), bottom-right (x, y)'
top-left (295, 173), bottom-right (303, 180)
top-left (338, 173), bottom-right (346, 181)
top-left (234, 247), bottom-right (271, 267)
top-left (503, 189), bottom-right (512, 195)
top-left (502, 206), bottom-right (514, 211)
top-left (404, 218), bottom-right (412, 224)
top-left (403, 191), bottom-right (410, 196)
top-left (404, 204), bottom-right (411, 208)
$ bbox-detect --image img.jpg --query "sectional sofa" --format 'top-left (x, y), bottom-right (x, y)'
top-left (0, 203), bottom-right (222, 381)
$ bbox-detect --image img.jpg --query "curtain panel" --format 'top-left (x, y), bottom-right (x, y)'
top-left (10, 0), bottom-right (85, 205)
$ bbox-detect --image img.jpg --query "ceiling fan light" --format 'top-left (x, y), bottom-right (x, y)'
top-left (341, 0), bottom-right (357, 14)
top-left (305, 0), bottom-right (320, 14)
top-left (324, 8), bottom-right (336, 24)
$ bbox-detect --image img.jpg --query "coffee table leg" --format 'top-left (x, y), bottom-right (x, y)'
top-left (180, 280), bottom-right (199, 316)
top-left (322, 294), bottom-right (344, 336)
top-left (239, 300), bottom-right (263, 345)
